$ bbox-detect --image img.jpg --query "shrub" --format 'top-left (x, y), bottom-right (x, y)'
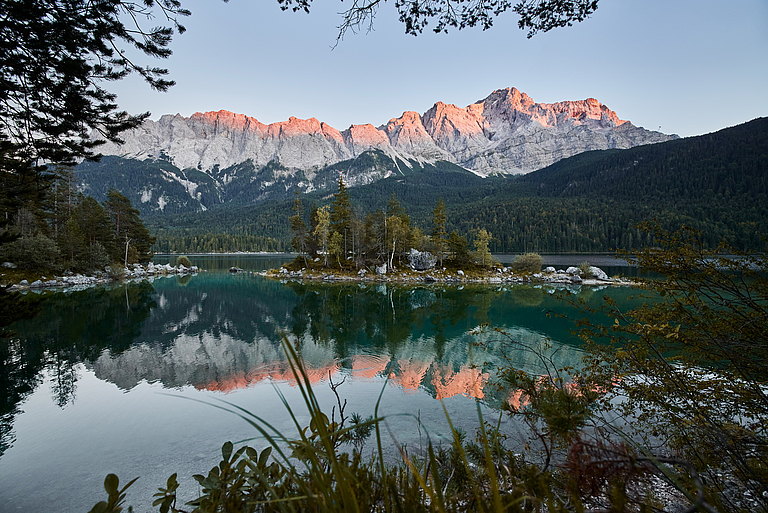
top-left (0, 234), bottom-right (60, 271)
top-left (176, 255), bottom-right (192, 268)
top-left (578, 261), bottom-right (593, 277)
top-left (107, 264), bottom-right (125, 280)
top-left (85, 242), bottom-right (110, 271)
top-left (511, 252), bottom-right (543, 273)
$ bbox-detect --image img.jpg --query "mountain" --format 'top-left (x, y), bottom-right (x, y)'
top-left (97, 87), bottom-right (673, 176)
top-left (147, 117), bottom-right (768, 253)
top-left (83, 87), bottom-right (673, 214)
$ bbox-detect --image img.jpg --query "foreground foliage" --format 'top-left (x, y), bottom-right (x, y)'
top-left (584, 227), bottom-right (768, 511)
top-left (89, 228), bottom-right (767, 512)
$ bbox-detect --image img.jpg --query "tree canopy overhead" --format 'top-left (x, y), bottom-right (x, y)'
top-left (276, 0), bottom-right (600, 40)
top-left (0, 0), bottom-right (189, 169)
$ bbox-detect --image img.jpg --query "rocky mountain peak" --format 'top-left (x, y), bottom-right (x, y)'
top-left (95, 86), bottom-right (675, 177)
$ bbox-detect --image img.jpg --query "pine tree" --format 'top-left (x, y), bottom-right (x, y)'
top-left (330, 175), bottom-right (353, 257)
top-left (473, 229), bottom-right (494, 268)
top-left (289, 192), bottom-right (309, 266)
top-left (447, 231), bottom-right (471, 268)
top-left (104, 190), bottom-right (155, 264)
top-left (431, 199), bottom-right (448, 267)
top-left (313, 205), bottom-right (331, 266)
top-left (72, 196), bottom-right (115, 267)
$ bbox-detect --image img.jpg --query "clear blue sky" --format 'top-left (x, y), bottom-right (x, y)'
top-left (111, 0), bottom-right (768, 137)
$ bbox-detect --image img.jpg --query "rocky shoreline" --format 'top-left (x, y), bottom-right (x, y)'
top-left (4, 262), bottom-right (200, 293)
top-left (260, 264), bottom-right (639, 287)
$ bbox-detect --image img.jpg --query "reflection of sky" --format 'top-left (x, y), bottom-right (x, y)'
top-left (0, 267), bottom-right (649, 513)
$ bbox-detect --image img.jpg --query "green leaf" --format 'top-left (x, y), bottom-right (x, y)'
top-left (104, 474), bottom-right (119, 495)
top-left (221, 441), bottom-right (233, 461)
top-left (258, 446), bottom-right (273, 468)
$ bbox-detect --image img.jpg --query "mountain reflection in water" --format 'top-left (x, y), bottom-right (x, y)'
top-left (1, 270), bottom-right (643, 462)
top-left (0, 255), bottom-right (655, 513)
top-left (83, 278), bottom-right (587, 404)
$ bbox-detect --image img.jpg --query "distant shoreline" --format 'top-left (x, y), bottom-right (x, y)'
top-left (154, 252), bottom-right (297, 256)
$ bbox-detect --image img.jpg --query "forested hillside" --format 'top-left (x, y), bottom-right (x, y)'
top-left (150, 118), bottom-right (768, 253)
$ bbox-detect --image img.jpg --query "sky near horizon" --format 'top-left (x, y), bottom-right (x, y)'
top-left (111, 0), bottom-right (768, 138)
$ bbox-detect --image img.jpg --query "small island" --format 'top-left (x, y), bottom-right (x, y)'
top-left (263, 176), bottom-right (635, 286)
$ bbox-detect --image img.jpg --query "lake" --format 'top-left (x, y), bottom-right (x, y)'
top-left (0, 255), bottom-right (648, 513)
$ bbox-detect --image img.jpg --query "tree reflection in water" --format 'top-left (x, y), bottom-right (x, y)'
top-left (1, 273), bottom-right (632, 457)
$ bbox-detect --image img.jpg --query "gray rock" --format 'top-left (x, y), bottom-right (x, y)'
top-left (457, 270), bottom-right (465, 276)
top-left (408, 248), bottom-right (437, 271)
top-left (544, 266), bottom-right (556, 273)
top-left (375, 264), bottom-right (387, 275)
top-left (565, 266), bottom-right (582, 275)
top-left (30, 280), bottom-right (43, 288)
top-left (2, 261), bottom-right (16, 269)
top-left (588, 266), bottom-right (610, 281)
top-left (19, 279), bottom-right (28, 286)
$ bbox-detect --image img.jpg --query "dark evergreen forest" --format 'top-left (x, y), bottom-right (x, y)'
top-left (149, 118), bottom-right (768, 253)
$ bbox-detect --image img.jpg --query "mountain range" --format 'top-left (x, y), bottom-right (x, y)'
top-left (74, 88), bottom-right (768, 253)
top-left (81, 87), bottom-right (674, 215)
top-left (143, 117), bottom-right (768, 253)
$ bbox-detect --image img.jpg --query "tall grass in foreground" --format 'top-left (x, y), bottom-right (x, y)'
top-left (89, 337), bottom-right (587, 513)
top-left (89, 330), bottom-right (732, 513)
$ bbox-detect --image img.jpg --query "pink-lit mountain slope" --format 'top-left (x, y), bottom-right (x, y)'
top-left (96, 87), bottom-right (675, 176)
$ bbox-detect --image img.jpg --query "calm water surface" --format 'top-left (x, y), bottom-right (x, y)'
top-left (0, 255), bottom-right (649, 512)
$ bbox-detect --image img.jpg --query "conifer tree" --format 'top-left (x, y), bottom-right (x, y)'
top-left (330, 175), bottom-right (353, 257)
top-left (289, 192), bottom-right (309, 266)
top-left (72, 196), bottom-right (115, 268)
top-left (104, 190), bottom-right (155, 264)
top-left (473, 229), bottom-right (494, 268)
top-left (431, 199), bottom-right (448, 267)
top-left (447, 231), bottom-right (471, 268)
top-left (313, 205), bottom-right (331, 266)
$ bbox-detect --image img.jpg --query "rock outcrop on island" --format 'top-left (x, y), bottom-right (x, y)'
top-left (96, 87), bottom-right (675, 177)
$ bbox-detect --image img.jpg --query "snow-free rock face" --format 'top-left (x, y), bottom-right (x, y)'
top-left (95, 87), bottom-right (675, 177)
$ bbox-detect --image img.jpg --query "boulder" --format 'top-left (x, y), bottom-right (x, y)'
top-left (30, 280), bottom-right (43, 288)
top-left (544, 266), bottom-right (556, 273)
top-left (565, 266), bottom-right (582, 275)
top-left (19, 279), bottom-right (28, 286)
top-left (408, 248), bottom-right (437, 271)
top-left (375, 264), bottom-right (387, 275)
top-left (457, 270), bottom-right (465, 276)
top-left (2, 262), bottom-right (16, 269)
top-left (588, 266), bottom-right (610, 281)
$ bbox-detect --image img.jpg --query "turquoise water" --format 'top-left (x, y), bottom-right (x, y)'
top-left (0, 255), bottom-right (649, 512)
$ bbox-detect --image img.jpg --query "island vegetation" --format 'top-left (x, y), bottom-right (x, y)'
top-left (283, 176), bottom-right (495, 274)
top-left (263, 177), bottom-right (620, 285)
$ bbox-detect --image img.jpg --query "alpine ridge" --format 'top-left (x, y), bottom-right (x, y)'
top-left (96, 87), bottom-right (675, 177)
